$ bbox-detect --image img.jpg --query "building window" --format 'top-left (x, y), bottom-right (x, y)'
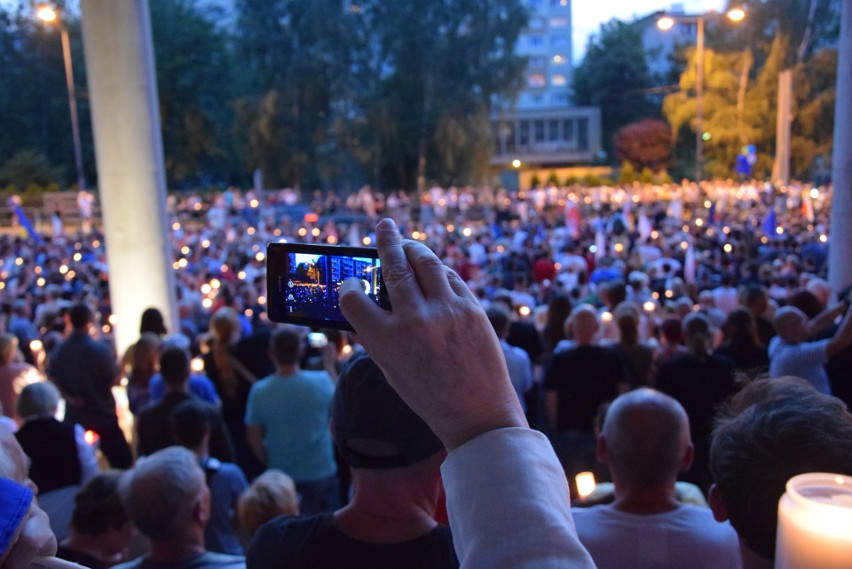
top-left (527, 35), bottom-right (544, 48)
top-left (552, 74), bottom-right (567, 86)
top-left (520, 121), bottom-right (530, 146)
top-left (578, 117), bottom-right (589, 150)
top-left (563, 119), bottom-right (574, 141)
top-left (527, 73), bottom-right (546, 88)
top-left (534, 120), bottom-right (545, 142)
top-left (528, 17), bottom-right (545, 30)
top-left (552, 93), bottom-right (569, 105)
top-left (531, 94), bottom-right (545, 105)
top-left (528, 56), bottom-right (547, 68)
top-left (551, 35), bottom-right (568, 47)
top-left (549, 119), bottom-right (560, 141)
top-left (550, 17), bottom-right (568, 27)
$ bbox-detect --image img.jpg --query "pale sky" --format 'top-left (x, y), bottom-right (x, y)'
top-left (573, 0), bottom-right (727, 63)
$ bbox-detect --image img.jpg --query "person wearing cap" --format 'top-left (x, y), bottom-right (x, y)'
top-left (336, 219), bottom-right (595, 568)
top-left (247, 352), bottom-right (458, 568)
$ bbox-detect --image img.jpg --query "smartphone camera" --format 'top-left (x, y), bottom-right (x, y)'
top-left (266, 242), bottom-right (390, 331)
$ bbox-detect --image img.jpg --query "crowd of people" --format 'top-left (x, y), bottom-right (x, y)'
top-left (0, 177), bottom-right (850, 568)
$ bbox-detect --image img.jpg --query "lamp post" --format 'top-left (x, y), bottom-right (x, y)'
top-left (658, 7), bottom-right (745, 182)
top-left (36, 4), bottom-right (87, 191)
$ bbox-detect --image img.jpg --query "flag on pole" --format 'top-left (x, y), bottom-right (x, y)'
top-left (684, 240), bottom-right (696, 284)
top-left (638, 209), bottom-right (652, 241)
top-left (9, 199), bottom-right (43, 244)
top-left (565, 200), bottom-right (581, 240)
top-left (594, 221), bottom-right (606, 260)
top-left (802, 193), bottom-right (815, 223)
top-left (762, 207), bottom-right (777, 237)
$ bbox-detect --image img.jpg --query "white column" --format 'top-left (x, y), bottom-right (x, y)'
top-left (829, 1), bottom-right (852, 294)
top-left (79, 0), bottom-right (177, 355)
top-left (772, 69), bottom-right (793, 186)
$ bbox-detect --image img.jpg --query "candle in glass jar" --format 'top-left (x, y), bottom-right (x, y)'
top-left (776, 472), bottom-right (852, 569)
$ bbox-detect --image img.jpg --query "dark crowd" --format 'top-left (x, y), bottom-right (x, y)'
top-left (0, 178), bottom-right (850, 569)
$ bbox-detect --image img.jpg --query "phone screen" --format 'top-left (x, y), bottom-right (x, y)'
top-left (267, 242), bottom-right (389, 331)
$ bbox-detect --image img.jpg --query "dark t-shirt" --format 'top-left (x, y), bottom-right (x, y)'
top-left (713, 342), bottom-right (769, 376)
top-left (655, 353), bottom-right (737, 456)
top-left (136, 392), bottom-right (235, 462)
top-left (247, 514), bottom-right (459, 569)
top-left (48, 332), bottom-right (118, 418)
top-left (543, 344), bottom-right (626, 432)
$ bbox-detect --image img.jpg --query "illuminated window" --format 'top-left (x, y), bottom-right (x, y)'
top-left (528, 73), bottom-right (546, 88)
top-left (552, 74), bottom-right (567, 86)
top-left (550, 17), bottom-right (568, 27)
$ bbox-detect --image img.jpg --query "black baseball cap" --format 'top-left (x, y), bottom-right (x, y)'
top-left (332, 352), bottom-right (444, 469)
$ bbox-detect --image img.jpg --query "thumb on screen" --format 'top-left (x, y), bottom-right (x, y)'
top-left (340, 277), bottom-right (384, 335)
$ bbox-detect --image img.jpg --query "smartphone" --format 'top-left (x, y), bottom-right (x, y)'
top-left (266, 242), bottom-right (390, 331)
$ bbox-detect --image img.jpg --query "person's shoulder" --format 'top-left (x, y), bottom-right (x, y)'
top-left (249, 514), bottom-right (330, 561)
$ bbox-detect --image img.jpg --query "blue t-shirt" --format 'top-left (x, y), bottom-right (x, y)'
top-left (244, 371), bottom-right (336, 482)
top-left (149, 374), bottom-right (221, 406)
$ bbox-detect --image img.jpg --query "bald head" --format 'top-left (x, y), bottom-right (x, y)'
top-left (774, 306), bottom-right (807, 343)
top-left (601, 388), bottom-right (692, 488)
top-left (570, 305), bottom-right (599, 344)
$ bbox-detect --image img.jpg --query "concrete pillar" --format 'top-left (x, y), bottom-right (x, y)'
top-left (829, 1), bottom-right (852, 294)
top-left (79, 0), bottom-right (177, 355)
top-left (772, 69), bottom-right (793, 186)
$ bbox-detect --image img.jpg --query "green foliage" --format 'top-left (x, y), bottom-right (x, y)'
top-left (573, 19), bottom-right (656, 157)
top-left (662, 0), bottom-right (840, 179)
top-left (0, 149), bottom-right (64, 188)
top-left (618, 161), bottom-right (636, 184)
top-left (150, 0), bottom-right (235, 186)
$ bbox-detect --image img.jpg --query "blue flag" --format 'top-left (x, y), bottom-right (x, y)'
top-left (11, 203), bottom-right (43, 244)
top-left (762, 207), bottom-right (777, 237)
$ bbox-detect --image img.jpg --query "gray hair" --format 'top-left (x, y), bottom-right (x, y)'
top-left (118, 446), bottom-right (205, 541)
top-left (17, 381), bottom-right (59, 418)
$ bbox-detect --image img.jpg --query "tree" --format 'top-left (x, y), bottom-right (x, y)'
top-left (573, 19), bottom-right (656, 158)
top-left (0, 5), bottom-right (93, 189)
top-left (340, 0), bottom-right (528, 189)
top-left (0, 149), bottom-right (64, 188)
top-left (612, 119), bottom-right (672, 172)
top-left (150, 0), bottom-right (235, 187)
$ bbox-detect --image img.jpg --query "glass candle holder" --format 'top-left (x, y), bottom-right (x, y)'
top-left (776, 472), bottom-right (852, 569)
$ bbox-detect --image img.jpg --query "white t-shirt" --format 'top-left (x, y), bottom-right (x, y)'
top-left (572, 504), bottom-right (742, 569)
top-left (768, 337), bottom-right (831, 394)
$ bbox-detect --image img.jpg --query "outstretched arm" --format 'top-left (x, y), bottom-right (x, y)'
top-left (340, 219), bottom-right (594, 569)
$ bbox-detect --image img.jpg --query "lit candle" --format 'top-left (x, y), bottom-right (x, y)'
top-left (776, 473), bottom-right (852, 569)
top-left (575, 471), bottom-right (596, 500)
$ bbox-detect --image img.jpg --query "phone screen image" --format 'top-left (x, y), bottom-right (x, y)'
top-left (267, 243), bottom-right (388, 330)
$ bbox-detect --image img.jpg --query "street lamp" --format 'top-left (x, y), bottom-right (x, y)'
top-left (36, 3), bottom-right (87, 191)
top-left (658, 7), bottom-right (746, 182)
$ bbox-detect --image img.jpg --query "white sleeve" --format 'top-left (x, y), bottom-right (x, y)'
top-left (441, 428), bottom-right (596, 569)
top-left (74, 424), bottom-right (99, 484)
